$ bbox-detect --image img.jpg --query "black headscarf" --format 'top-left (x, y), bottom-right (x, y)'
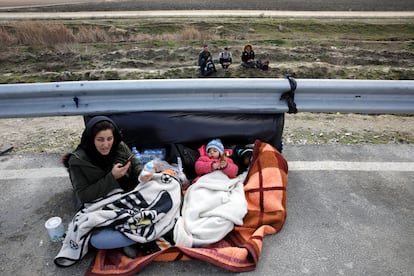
top-left (78, 116), bottom-right (123, 170)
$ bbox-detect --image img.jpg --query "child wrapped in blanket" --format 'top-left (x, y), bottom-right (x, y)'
top-left (174, 138), bottom-right (246, 247)
top-left (193, 138), bottom-right (238, 184)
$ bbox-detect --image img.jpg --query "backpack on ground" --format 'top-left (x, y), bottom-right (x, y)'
top-left (203, 60), bottom-right (216, 76)
top-left (256, 59), bottom-right (270, 71)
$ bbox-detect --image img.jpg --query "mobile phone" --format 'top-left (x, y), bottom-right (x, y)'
top-left (123, 153), bottom-right (135, 166)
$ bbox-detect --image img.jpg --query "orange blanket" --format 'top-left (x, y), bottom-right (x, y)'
top-left (86, 140), bottom-right (288, 275)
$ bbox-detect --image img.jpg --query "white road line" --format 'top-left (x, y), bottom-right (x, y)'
top-left (0, 168), bottom-right (68, 180)
top-left (0, 161), bottom-right (413, 180)
top-left (289, 161), bottom-right (414, 171)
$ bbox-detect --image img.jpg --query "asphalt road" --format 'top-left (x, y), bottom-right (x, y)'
top-left (0, 1), bottom-right (413, 275)
top-left (0, 144), bottom-right (413, 275)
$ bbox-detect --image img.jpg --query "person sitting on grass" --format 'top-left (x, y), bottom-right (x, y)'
top-left (218, 47), bottom-right (233, 70)
top-left (241, 44), bottom-right (256, 68)
top-left (198, 44), bottom-right (217, 76)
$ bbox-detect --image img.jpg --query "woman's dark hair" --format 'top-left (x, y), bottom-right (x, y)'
top-left (92, 121), bottom-right (116, 143)
top-left (63, 116), bottom-right (123, 169)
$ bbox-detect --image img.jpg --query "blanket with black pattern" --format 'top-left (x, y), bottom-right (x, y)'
top-left (85, 140), bottom-right (288, 275)
top-left (54, 171), bottom-right (182, 267)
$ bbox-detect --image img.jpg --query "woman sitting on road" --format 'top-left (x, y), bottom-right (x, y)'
top-left (63, 115), bottom-right (142, 250)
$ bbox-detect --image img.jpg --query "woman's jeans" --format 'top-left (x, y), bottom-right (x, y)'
top-left (90, 227), bottom-right (136, 249)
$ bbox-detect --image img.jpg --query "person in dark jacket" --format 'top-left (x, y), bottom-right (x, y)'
top-left (64, 116), bottom-right (140, 205)
top-left (241, 44), bottom-right (256, 68)
top-left (63, 116), bottom-right (142, 250)
top-left (198, 44), bottom-right (216, 76)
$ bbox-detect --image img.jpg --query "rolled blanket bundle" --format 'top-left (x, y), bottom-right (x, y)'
top-left (174, 170), bottom-right (248, 247)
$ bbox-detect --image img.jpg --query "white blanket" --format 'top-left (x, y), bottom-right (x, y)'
top-left (174, 171), bottom-right (247, 247)
top-left (54, 172), bottom-right (182, 267)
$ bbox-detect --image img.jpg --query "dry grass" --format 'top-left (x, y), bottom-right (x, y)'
top-left (14, 21), bottom-right (75, 46)
top-left (76, 26), bottom-right (111, 43)
top-left (0, 26), bottom-right (16, 46)
top-left (0, 21), bottom-right (213, 49)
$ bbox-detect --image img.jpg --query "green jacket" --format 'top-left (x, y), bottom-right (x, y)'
top-left (67, 141), bottom-right (141, 204)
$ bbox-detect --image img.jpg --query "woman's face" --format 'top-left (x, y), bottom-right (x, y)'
top-left (94, 129), bottom-right (114, 156)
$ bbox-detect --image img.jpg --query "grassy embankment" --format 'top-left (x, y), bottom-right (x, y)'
top-left (0, 16), bottom-right (413, 83)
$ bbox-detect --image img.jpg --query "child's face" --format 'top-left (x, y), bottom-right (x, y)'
top-left (208, 148), bottom-right (220, 159)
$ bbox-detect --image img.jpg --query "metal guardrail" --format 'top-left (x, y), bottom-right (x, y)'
top-left (0, 78), bottom-right (413, 118)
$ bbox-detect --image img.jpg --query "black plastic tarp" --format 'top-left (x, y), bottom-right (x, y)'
top-left (85, 111), bottom-right (284, 151)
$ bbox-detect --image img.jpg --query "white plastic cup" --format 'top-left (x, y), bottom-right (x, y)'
top-left (45, 216), bottom-right (65, 242)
